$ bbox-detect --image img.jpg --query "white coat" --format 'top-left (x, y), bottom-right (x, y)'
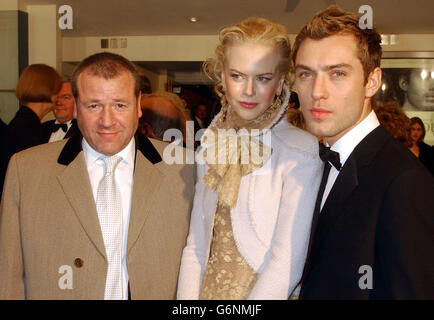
top-left (177, 117), bottom-right (323, 300)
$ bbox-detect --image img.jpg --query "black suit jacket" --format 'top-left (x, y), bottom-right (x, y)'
top-left (300, 125), bottom-right (434, 299)
top-left (0, 106), bottom-right (46, 198)
top-left (41, 119), bottom-right (80, 143)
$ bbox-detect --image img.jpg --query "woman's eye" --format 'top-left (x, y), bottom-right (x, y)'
top-left (257, 76), bottom-right (271, 82)
top-left (230, 73), bottom-right (242, 80)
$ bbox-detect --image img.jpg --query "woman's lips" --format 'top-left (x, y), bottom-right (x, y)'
top-left (239, 101), bottom-right (258, 109)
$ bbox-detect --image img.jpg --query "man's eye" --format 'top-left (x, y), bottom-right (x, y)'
top-left (297, 71), bottom-right (311, 79)
top-left (332, 71), bottom-right (346, 78)
top-left (114, 103), bottom-right (127, 110)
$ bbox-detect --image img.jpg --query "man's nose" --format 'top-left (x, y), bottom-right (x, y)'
top-left (100, 107), bottom-right (116, 127)
top-left (312, 74), bottom-right (328, 100)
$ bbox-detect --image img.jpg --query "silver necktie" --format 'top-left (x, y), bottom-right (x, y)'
top-left (96, 155), bottom-right (123, 300)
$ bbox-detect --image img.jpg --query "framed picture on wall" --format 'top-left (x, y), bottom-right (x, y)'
top-left (374, 52), bottom-right (434, 145)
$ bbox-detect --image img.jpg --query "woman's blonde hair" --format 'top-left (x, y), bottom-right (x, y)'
top-left (203, 17), bottom-right (291, 103)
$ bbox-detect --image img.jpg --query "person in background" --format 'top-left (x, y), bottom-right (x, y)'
top-left (373, 99), bottom-right (412, 148)
top-left (409, 117), bottom-right (434, 174)
top-left (399, 67), bottom-right (434, 111)
top-left (0, 63), bottom-right (62, 198)
top-left (139, 91), bottom-right (190, 145)
top-left (286, 91), bottom-right (306, 130)
top-left (0, 118), bottom-right (6, 142)
top-left (0, 52), bottom-right (195, 299)
top-left (41, 81), bottom-right (80, 142)
top-left (177, 17), bottom-right (322, 300)
top-left (293, 5), bottom-right (434, 299)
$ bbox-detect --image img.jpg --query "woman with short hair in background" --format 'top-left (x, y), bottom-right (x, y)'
top-left (0, 64), bottom-right (62, 197)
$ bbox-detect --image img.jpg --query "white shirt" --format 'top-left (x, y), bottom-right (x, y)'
top-left (320, 111), bottom-right (380, 210)
top-left (82, 138), bottom-right (135, 300)
top-left (48, 120), bottom-right (73, 142)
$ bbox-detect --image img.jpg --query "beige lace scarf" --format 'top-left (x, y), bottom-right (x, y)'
top-left (201, 85), bottom-right (290, 208)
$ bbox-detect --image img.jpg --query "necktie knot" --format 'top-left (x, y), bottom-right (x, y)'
top-left (53, 123), bottom-right (68, 132)
top-left (319, 142), bottom-right (342, 171)
top-left (101, 155), bottom-right (122, 175)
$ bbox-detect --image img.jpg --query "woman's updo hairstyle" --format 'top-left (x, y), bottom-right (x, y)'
top-left (203, 17), bottom-right (292, 104)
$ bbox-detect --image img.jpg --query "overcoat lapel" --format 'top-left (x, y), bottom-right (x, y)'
top-left (126, 152), bottom-right (163, 255)
top-left (56, 135), bottom-right (107, 260)
top-left (126, 134), bottom-right (163, 256)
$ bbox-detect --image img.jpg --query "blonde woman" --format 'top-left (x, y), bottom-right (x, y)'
top-left (177, 18), bottom-right (322, 300)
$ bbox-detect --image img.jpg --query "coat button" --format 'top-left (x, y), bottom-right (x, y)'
top-left (74, 258), bottom-right (83, 268)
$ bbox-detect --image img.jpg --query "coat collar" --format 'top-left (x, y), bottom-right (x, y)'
top-left (56, 131), bottom-right (164, 260)
top-left (57, 132), bottom-right (162, 166)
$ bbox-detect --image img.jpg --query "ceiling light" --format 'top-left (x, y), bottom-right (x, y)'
top-left (189, 17), bottom-right (198, 23)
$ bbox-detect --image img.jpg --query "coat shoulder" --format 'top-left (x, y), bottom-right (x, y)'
top-left (272, 120), bottom-right (319, 159)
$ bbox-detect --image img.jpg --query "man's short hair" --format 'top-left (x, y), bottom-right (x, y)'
top-left (71, 52), bottom-right (142, 99)
top-left (140, 108), bottom-right (183, 140)
top-left (140, 91), bottom-right (191, 140)
top-left (292, 5), bottom-right (382, 84)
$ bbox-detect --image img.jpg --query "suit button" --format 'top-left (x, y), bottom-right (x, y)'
top-left (74, 258), bottom-right (83, 268)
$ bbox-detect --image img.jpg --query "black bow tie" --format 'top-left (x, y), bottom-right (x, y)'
top-left (52, 123), bottom-right (68, 133)
top-left (319, 141), bottom-right (342, 171)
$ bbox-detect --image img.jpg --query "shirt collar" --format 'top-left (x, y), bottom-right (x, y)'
top-left (328, 110), bottom-right (380, 167)
top-left (82, 137), bottom-right (136, 169)
top-left (54, 119), bottom-right (72, 127)
top-left (54, 119), bottom-right (72, 129)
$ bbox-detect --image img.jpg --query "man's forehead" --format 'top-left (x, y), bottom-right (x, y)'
top-left (60, 82), bottom-right (72, 92)
top-left (296, 35), bottom-right (360, 67)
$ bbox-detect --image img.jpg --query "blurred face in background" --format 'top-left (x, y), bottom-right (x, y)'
top-left (401, 68), bottom-right (434, 111)
top-left (195, 104), bottom-right (208, 120)
top-left (410, 122), bottom-right (424, 144)
top-left (52, 82), bottom-right (75, 123)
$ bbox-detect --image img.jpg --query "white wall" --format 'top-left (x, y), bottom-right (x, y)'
top-left (27, 4), bottom-right (61, 70)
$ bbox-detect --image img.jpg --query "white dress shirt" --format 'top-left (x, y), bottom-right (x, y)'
top-left (82, 138), bottom-right (135, 300)
top-left (49, 120), bottom-right (73, 142)
top-left (320, 110), bottom-right (380, 210)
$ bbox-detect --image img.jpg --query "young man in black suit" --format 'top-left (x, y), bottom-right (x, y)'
top-left (293, 5), bottom-right (434, 299)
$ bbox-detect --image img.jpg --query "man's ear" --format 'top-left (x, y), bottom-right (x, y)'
top-left (137, 91), bottom-right (142, 118)
top-left (398, 74), bottom-right (409, 92)
top-left (73, 99), bottom-right (78, 119)
top-left (139, 122), bottom-right (153, 138)
top-left (365, 67), bottom-right (382, 98)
